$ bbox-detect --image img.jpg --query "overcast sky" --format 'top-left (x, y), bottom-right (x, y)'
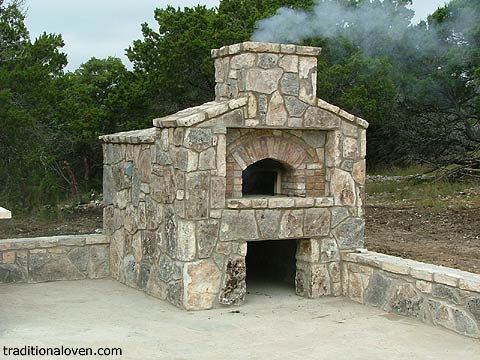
top-left (24, 0), bottom-right (449, 71)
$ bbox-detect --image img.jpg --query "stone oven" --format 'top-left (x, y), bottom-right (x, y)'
top-left (100, 42), bottom-right (368, 310)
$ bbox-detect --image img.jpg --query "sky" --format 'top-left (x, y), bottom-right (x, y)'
top-left (24, 0), bottom-right (449, 71)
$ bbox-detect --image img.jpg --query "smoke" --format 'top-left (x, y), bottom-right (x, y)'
top-left (251, 0), bottom-right (453, 58)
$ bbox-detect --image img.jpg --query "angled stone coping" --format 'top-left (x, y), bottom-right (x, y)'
top-left (317, 99), bottom-right (369, 129)
top-left (211, 41), bottom-right (321, 58)
top-left (100, 128), bottom-right (157, 144)
top-left (152, 97), bottom-right (248, 128)
top-left (344, 251), bottom-right (480, 293)
top-left (0, 207), bottom-right (11, 219)
top-left (0, 234), bottom-right (109, 252)
top-left (227, 196), bottom-right (334, 209)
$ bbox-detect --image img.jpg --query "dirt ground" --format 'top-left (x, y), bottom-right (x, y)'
top-left (365, 191), bottom-right (480, 274)
top-left (0, 187), bottom-right (479, 275)
top-left (0, 207), bottom-right (103, 239)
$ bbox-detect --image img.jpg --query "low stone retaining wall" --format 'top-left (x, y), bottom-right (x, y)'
top-left (343, 251), bottom-right (480, 339)
top-left (0, 234), bottom-right (110, 284)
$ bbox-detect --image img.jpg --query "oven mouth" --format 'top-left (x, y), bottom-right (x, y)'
top-left (242, 158), bottom-right (287, 197)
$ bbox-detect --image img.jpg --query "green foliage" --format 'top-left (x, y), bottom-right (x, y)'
top-left (0, 0), bottom-right (68, 210)
top-left (126, 0), bottom-right (314, 115)
top-left (53, 57), bottom-right (136, 191)
top-left (316, 39), bottom-right (396, 125)
top-left (0, 0), bottom-right (479, 212)
top-left (395, 0), bottom-right (480, 162)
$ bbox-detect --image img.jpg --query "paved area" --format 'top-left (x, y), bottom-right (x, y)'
top-left (1, 279), bottom-right (479, 360)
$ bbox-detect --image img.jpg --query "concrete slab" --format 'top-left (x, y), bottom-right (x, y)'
top-left (0, 207), bottom-right (11, 219)
top-left (0, 279), bottom-right (478, 360)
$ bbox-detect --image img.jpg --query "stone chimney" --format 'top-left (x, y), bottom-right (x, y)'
top-left (212, 42), bottom-right (321, 126)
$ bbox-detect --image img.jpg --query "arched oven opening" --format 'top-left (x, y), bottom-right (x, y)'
top-left (242, 158), bottom-right (289, 196)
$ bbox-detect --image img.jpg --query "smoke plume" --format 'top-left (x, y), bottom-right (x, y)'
top-left (251, 0), bottom-right (454, 57)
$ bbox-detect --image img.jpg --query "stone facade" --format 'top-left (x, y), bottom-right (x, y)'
top-left (0, 234), bottom-right (109, 284)
top-left (343, 251), bottom-right (480, 339)
top-left (100, 41), bottom-right (368, 310)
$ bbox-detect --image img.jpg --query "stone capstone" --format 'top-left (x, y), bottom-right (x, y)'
top-left (304, 107), bottom-right (340, 129)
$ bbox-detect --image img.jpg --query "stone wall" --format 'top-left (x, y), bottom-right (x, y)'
top-left (343, 251), bottom-right (480, 339)
top-left (102, 121), bottom-right (234, 310)
top-left (0, 234), bottom-right (109, 284)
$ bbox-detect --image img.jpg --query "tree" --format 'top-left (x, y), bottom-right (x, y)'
top-left (392, 0), bottom-right (480, 166)
top-left (53, 57), bottom-right (140, 189)
top-left (0, 0), bottom-right (67, 209)
top-left (126, 0), bottom-right (315, 117)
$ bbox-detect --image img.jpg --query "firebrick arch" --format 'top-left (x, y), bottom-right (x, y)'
top-left (225, 131), bottom-right (324, 198)
top-left (226, 132), bottom-right (317, 171)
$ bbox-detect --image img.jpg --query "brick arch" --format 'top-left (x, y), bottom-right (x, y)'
top-left (227, 132), bottom-right (317, 170)
top-left (225, 130), bottom-right (325, 198)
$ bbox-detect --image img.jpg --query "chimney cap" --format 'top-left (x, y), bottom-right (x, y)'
top-left (211, 41), bottom-right (321, 59)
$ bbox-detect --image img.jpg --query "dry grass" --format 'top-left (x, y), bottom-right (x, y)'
top-left (366, 167), bottom-right (480, 210)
